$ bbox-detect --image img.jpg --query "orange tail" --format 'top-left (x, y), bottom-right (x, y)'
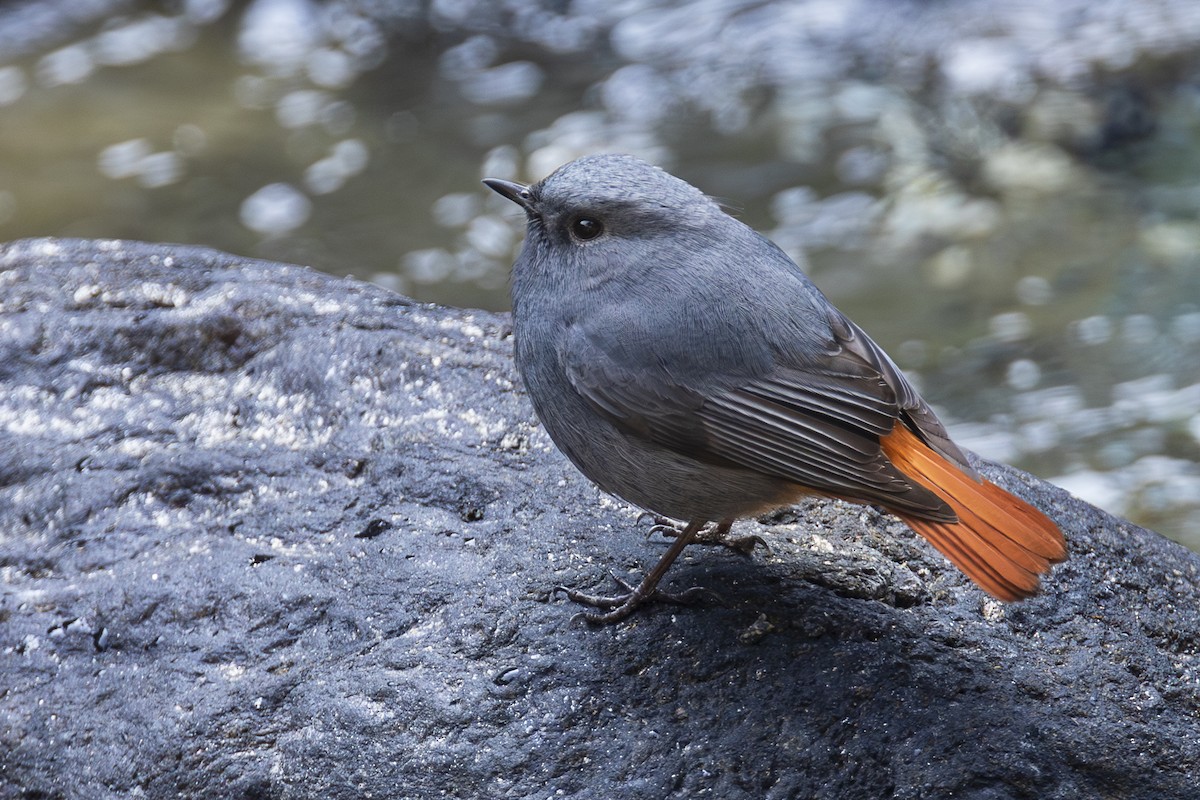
top-left (880, 424), bottom-right (1067, 601)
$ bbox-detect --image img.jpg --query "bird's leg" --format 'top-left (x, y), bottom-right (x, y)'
top-left (644, 515), bottom-right (766, 555)
top-left (556, 518), bottom-right (710, 624)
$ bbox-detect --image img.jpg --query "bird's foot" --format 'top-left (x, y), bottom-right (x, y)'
top-left (554, 572), bottom-right (716, 625)
top-left (640, 514), bottom-right (767, 556)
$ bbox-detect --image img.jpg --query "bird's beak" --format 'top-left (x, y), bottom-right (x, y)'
top-left (483, 178), bottom-right (533, 210)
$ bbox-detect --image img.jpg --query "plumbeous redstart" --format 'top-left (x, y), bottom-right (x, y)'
top-left (485, 155), bottom-right (1065, 623)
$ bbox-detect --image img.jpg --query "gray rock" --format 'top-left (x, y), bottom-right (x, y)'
top-left (1, 238), bottom-right (1197, 799)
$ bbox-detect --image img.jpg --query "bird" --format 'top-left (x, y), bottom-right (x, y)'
top-left (484, 154), bottom-right (1066, 623)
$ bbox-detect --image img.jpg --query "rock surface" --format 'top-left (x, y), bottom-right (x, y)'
top-left (1, 238), bottom-right (1198, 799)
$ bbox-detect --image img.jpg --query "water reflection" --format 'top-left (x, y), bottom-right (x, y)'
top-left (2, 0), bottom-right (1200, 548)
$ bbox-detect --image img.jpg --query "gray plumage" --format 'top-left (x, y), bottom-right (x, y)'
top-left (489, 154), bottom-right (973, 531)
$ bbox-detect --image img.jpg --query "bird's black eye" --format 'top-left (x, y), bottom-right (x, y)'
top-left (569, 216), bottom-right (603, 241)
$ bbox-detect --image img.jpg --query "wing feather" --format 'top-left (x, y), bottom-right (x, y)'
top-left (560, 305), bottom-right (963, 521)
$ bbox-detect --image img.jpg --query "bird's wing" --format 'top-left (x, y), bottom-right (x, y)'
top-left (819, 307), bottom-right (974, 476)
top-left (562, 308), bottom-right (964, 519)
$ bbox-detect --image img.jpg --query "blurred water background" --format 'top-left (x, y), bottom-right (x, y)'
top-left (2, 0), bottom-right (1200, 550)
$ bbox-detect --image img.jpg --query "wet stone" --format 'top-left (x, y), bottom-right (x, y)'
top-left (1, 238), bottom-right (1199, 799)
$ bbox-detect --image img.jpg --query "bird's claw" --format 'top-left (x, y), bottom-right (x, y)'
top-left (646, 518), bottom-right (768, 555)
top-left (553, 571), bottom-right (717, 625)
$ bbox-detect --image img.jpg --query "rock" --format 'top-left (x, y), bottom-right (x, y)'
top-left (1, 238), bottom-right (1197, 799)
